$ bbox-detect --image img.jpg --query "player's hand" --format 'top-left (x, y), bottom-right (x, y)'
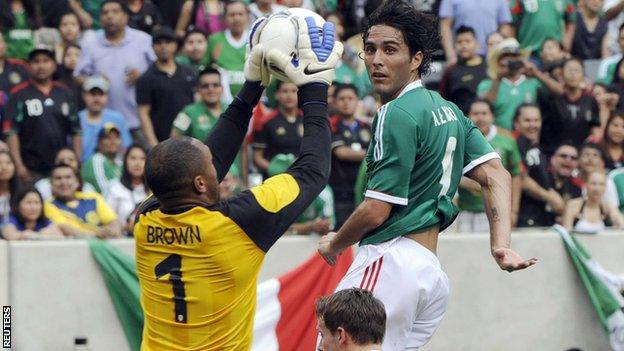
top-left (492, 247), bottom-right (537, 272)
top-left (266, 16), bottom-right (343, 86)
top-left (244, 16), bottom-right (271, 86)
top-left (318, 231), bottom-right (341, 266)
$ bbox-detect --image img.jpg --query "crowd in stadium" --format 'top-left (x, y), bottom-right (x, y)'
top-left (1, 0), bottom-right (624, 239)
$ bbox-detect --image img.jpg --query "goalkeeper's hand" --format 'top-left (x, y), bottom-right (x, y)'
top-left (244, 16), bottom-right (271, 86)
top-left (266, 16), bottom-right (343, 87)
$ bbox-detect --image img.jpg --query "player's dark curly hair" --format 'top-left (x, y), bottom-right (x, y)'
top-left (362, 0), bottom-right (439, 77)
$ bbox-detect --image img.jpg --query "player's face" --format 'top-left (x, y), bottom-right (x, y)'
top-left (364, 25), bottom-right (422, 103)
top-left (586, 172), bottom-right (606, 199)
top-left (607, 116), bottom-right (624, 144)
top-left (19, 192), bottom-right (43, 223)
top-left (0, 153), bottom-right (15, 182)
top-left (83, 89), bottom-right (108, 113)
top-left (30, 54), bottom-right (56, 81)
top-left (276, 83), bottom-right (299, 111)
top-left (51, 167), bottom-right (79, 200)
top-left (514, 107), bottom-right (542, 142)
top-left (153, 39), bottom-right (178, 61)
top-left (317, 319), bottom-right (341, 351)
top-left (184, 33), bottom-right (208, 61)
top-left (562, 60), bottom-right (584, 88)
top-left (101, 2), bottom-right (128, 34)
top-left (551, 146), bottom-right (578, 178)
top-left (468, 101), bottom-right (494, 132)
top-left (335, 88), bottom-right (358, 117)
top-left (126, 147), bottom-right (146, 179)
top-left (455, 32), bottom-right (478, 60)
top-left (225, 3), bottom-right (249, 35)
top-left (55, 149), bottom-right (79, 171)
top-left (198, 74), bottom-right (223, 105)
top-left (59, 13), bottom-right (80, 43)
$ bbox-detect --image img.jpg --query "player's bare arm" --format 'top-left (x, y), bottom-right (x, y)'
top-left (466, 158), bottom-right (538, 272)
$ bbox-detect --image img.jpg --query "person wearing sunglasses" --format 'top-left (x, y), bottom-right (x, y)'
top-left (548, 143), bottom-right (583, 224)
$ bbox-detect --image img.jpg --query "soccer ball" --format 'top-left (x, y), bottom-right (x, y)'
top-left (258, 8), bottom-right (326, 83)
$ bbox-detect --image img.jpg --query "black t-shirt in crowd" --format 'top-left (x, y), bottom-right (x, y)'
top-left (136, 63), bottom-right (196, 142)
top-left (440, 58), bottom-right (488, 114)
top-left (3, 81), bottom-right (80, 174)
top-left (0, 59), bottom-right (30, 111)
top-left (538, 90), bottom-right (600, 155)
top-left (128, 1), bottom-right (163, 34)
top-left (252, 112), bottom-right (303, 164)
top-left (329, 116), bottom-right (371, 201)
top-left (516, 136), bottom-right (556, 227)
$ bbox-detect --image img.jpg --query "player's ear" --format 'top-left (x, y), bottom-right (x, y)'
top-left (336, 327), bottom-right (348, 345)
top-left (410, 51), bottom-right (423, 75)
top-left (193, 175), bottom-right (208, 193)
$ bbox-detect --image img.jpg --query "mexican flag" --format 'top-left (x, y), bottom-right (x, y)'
top-left (553, 225), bottom-right (624, 350)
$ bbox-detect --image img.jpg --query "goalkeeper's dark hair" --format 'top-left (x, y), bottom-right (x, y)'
top-left (362, 0), bottom-right (439, 77)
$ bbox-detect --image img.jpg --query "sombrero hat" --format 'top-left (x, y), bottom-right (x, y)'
top-left (486, 38), bottom-right (531, 79)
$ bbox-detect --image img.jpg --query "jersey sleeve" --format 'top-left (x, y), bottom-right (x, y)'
top-left (462, 118), bottom-right (499, 174)
top-left (172, 110), bottom-right (192, 135)
top-left (364, 105), bottom-right (416, 206)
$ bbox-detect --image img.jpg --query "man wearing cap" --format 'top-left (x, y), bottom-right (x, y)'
top-left (136, 25), bottom-right (196, 147)
top-left (81, 123), bottom-right (123, 197)
top-left (477, 38), bottom-right (562, 130)
top-left (3, 46), bottom-right (82, 182)
top-left (74, 0), bottom-right (156, 138)
top-left (79, 75), bottom-right (132, 161)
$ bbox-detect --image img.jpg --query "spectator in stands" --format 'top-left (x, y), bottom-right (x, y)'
top-left (440, 26), bottom-right (487, 114)
top-left (540, 38), bottom-right (569, 82)
top-left (457, 99), bottom-right (522, 231)
top-left (578, 142), bottom-right (607, 184)
top-left (571, 0), bottom-right (609, 60)
top-left (176, 0), bottom-right (225, 38)
top-left (81, 123), bottom-right (123, 197)
top-left (593, 83), bottom-right (620, 123)
top-left (2, 187), bottom-right (62, 240)
top-left (329, 84), bottom-right (371, 229)
top-left (106, 144), bottom-right (148, 233)
top-left (268, 153), bottom-right (334, 235)
top-left (316, 288), bottom-right (386, 351)
top-left (79, 76), bottom-right (131, 161)
top-left (0, 150), bottom-right (19, 225)
top-left (538, 58), bottom-right (602, 155)
top-left (137, 26), bottom-right (196, 147)
top-left (549, 143), bottom-right (583, 204)
top-left (5, 46), bottom-right (81, 182)
top-left (597, 23), bottom-right (624, 84)
top-left (45, 163), bottom-right (121, 238)
top-left (603, 0), bottom-right (624, 56)
top-left (204, 1), bottom-right (249, 97)
top-left (248, 0), bottom-right (287, 23)
top-left (35, 147), bottom-right (96, 200)
top-left (175, 29), bottom-right (208, 72)
top-left (171, 68), bottom-right (223, 141)
top-left (563, 171), bottom-right (624, 232)
top-left (486, 31), bottom-right (504, 55)
top-left (0, 0), bottom-right (41, 60)
top-left (595, 114), bottom-right (624, 169)
top-left (54, 12), bottom-right (82, 64)
top-left (478, 38), bottom-right (561, 130)
top-left (74, 0), bottom-right (156, 140)
top-left (438, 0), bottom-right (512, 65)
top-left (0, 32), bottom-right (29, 112)
top-left (127, 0), bottom-right (163, 34)
top-left (510, 0), bottom-right (576, 55)
top-left (54, 44), bottom-right (83, 109)
top-left (514, 104), bottom-right (566, 227)
top-left (252, 81), bottom-right (302, 174)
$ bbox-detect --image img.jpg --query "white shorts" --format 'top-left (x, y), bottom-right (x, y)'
top-left (335, 236), bottom-right (450, 350)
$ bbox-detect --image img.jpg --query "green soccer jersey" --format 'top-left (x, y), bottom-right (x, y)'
top-left (606, 168), bottom-right (624, 213)
top-left (510, 0), bottom-right (576, 54)
top-left (477, 76), bottom-right (541, 130)
top-left (361, 81), bottom-right (498, 246)
top-left (172, 102), bottom-right (222, 141)
top-left (203, 30), bottom-right (246, 96)
top-left (81, 153), bottom-right (122, 196)
top-left (5, 11), bottom-right (34, 60)
top-left (458, 126), bottom-right (522, 212)
top-left (175, 55), bottom-right (206, 73)
top-left (295, 186), bottom-right (336, 230)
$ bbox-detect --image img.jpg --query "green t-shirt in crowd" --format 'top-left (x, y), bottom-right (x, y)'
top-left (172, 102), bottom-right (222, 141)
top-left (361, 80), bottom-right (497, 246)
top-left (477, 76), bottom-right (541, 130)
top-left (510, 0), bottom-right (576, 54)
top-left (81, 152), bottom-right (122, 196)
top-left (458, 126), bottom-right (522, 212)
top-left (335, 61), bottom-right (372, 98)
top-left (175, 55), bottom-right (206, 73)
top-left (5, 10), bottom-right (34, 60)
top-left (203, 30), bottom-right (246, 96)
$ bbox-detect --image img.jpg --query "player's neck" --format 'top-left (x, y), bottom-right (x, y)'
top-left (381, 77), bottom-right (420, 104)
top-left (158, 194), bottom-right (217, 212)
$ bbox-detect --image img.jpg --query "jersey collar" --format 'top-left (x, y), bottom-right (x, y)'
top-left (397, 80), bottom-right (423, 98)
top-left (225, 30), bottom-right (248, 49)
top-left (502, 75), bottom-right (527, 87)
top-left (486, 125), bottom-right (498, 141)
